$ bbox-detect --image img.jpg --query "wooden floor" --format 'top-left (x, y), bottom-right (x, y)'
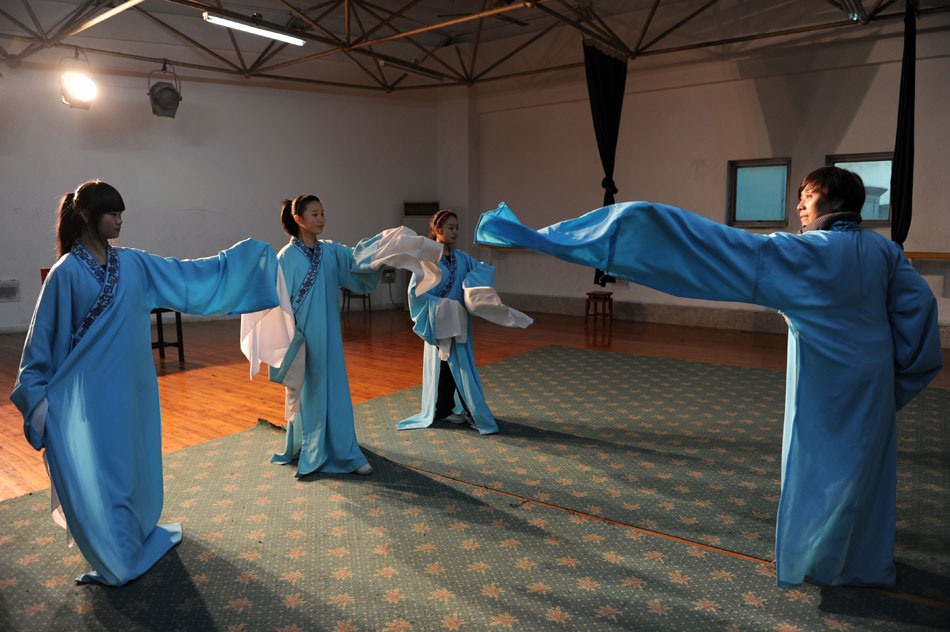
top-left (1, 310), bottom-right (947, 502)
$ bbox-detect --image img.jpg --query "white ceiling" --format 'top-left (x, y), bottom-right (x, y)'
top-left (1, 1), bottom-right (947, 92)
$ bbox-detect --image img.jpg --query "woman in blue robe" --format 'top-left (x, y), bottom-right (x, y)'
top-left (269, 195), bottom-right (385, 476)
top-left (399, 211), bottom-right (532, 435)
top-left (474, 166), bottom-right (943, 588)
top-left (10, 180), bottom-right (280, 586)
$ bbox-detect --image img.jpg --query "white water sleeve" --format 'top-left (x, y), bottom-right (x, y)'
top-left (434, 297), bottom-right (468, 361)
top-left (460, 263), bottom-right (533, 328)
top-left (352, 226), bottom-right (443, 296)
top-left (240, 263), bottom-right (296, 378)
top-left (463, 286), bottom-right (533, 328)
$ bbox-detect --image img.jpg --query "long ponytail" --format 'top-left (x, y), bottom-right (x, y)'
top-left (280, 199), bottom-right (299, 237)
top-left (56, 193), bottom-right (86, 257)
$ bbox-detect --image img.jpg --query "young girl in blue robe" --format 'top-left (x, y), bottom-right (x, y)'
top-left (267, 195), bottom-right (380, 475)
top-left (474, 167), bottom-right (943, 588)
top-left (399, 211), bottom-right (532, 435)
top-left (10, 180), bottom-right (280, 586)
top-left (241, 197), bottom-right (444, 476)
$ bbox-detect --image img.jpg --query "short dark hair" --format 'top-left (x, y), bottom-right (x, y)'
top-left (280, 194), bottom-right (321, 237)
top-left (56, 180), bottom-right (125, 256)
top-left (798, 166), bottom-right (865, 214)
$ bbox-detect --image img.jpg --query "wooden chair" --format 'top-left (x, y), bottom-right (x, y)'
top-left (341, 288), bottom-right (371, 313)
top-left (585, 291), bottom-right (613, 323)
top-left (152, 308), bottom-right (184, 362)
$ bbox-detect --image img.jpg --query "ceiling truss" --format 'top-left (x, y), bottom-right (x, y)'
top-left (0, 1), bottom-right (947, 92)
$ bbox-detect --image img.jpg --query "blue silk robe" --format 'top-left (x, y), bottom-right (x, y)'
top-left (11, 239), bottom-right (279, 586)
top-left (271, 238), bottom-right (382, 475)
top-left (476, 202), bottom-right (943, 588)
top-left (398, 250), bottom-right (499, 435)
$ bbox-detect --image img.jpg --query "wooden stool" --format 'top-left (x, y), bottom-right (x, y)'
top-left (341, 288), bottom-right (371, 312)
top-left (585, 291), bottom-right (613, 322)
top-left (152, 308), bottom-right (184, 362)
top-left (585, 320), bottom-right (613, 347)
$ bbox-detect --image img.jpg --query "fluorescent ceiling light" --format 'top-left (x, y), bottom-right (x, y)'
top-left (202, 12), bottom-right (306, 46)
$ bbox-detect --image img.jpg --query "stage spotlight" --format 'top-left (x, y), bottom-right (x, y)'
top-left (148, 60), bottom-right (182, 118)
top-left (59, 49), bottom-right (97, 109)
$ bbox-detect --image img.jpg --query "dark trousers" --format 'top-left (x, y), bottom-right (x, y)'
top-left (435, 360), bottom-right (468, 419)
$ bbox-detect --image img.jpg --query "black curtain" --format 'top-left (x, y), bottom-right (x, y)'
top-left (584, 40), bottom-right (627, 286)
top-left (890, 0), bottom-right (917, 248)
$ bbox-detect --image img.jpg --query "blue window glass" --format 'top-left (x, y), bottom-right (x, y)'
top-left (728, 159), bottom-right (789, 226)
top-left (735, 165), bottom-right (787, 222)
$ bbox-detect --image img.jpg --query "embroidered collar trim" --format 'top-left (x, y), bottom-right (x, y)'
top-left (438, 250), bottom-right (456, 298)
top-left (71, 243), bottom-right (119, 342)
top-left (291, 237), bottom-right (323, 311)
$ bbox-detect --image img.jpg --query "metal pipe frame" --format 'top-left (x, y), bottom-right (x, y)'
top-left (214, 0), bottom-right (247, 74)
top-left (639, 0), bottom-right (718, 53)
top-left (352, 0), bottom-right (467, 81)
top-left (64, 0), bottom-right (148, 38)
top-left (0, 0), bottom-right (946, 93)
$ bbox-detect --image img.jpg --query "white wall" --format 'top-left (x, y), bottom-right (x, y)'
top-left (0, 68), bottom-right (437, 331)
top-left (435, 89), bottom-right (481, 257)
top-left (469, 29), bottom-right (950, 327)
top-left (4, 22), bottom-right (947, 335)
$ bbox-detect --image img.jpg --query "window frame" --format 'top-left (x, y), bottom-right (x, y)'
top-left (825, 152), bottom-right (894, 227)
top-left (726, 158), bottom-right (791, 228)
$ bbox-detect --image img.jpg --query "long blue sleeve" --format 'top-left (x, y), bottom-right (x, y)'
top-left (888, 257), bottom-right (943, 410)
top-left (136, 238), bottom-right (280, 315)
top-left (328, 241), bottom-right (382, 295)
top-left (477, 202), bottom-right (765, 304)
top-left (407, 272), bottom-right (441, 346)
top-left (11, 259), bottom-right (81, 449)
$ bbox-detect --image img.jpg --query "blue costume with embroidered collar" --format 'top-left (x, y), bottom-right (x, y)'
top-left (475, 200), bottom-right (942, 587)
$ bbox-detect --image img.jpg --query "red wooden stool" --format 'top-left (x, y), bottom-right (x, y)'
top-left (585, 291), bottom-right (613, 322)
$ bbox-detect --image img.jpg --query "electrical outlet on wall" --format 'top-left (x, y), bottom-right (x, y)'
top-left (381, 268), bottom-right (396, 283)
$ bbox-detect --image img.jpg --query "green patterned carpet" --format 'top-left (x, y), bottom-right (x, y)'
top-left (0, 345), bottom-right (947, 631)
top-left (359, 346), bottom-right (949, 599)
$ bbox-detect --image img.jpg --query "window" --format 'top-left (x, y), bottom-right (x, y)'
top-left (826, 153), bottom-right (893, 224)
top-left (727, 158), bottom-right (790, 227)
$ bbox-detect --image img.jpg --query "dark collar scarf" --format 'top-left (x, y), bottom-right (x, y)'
top-left (800, 211), bottom-right (863, 234)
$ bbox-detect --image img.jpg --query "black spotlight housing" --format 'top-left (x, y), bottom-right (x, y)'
top-left (148, 60), bottom-right (181, 118)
